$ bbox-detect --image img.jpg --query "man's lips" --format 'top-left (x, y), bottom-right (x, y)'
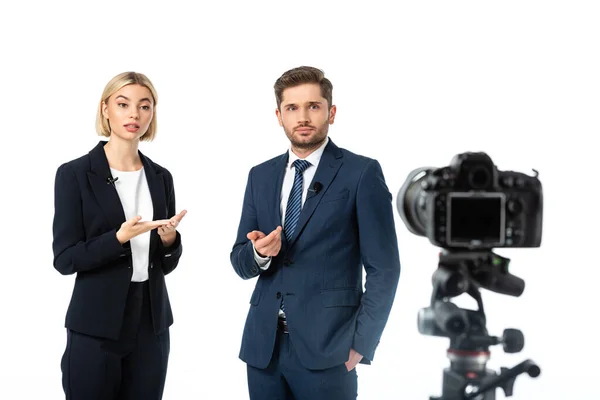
top-left (295, 127), bottom-right (314, 133)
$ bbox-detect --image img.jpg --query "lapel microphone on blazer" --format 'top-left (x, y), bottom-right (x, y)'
top-left (308, 182), bottom-right (323, 194)
top-left (106, 176), bottom-right (119, 186)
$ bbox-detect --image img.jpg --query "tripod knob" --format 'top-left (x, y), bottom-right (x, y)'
top-left (502, 328), bottom-right (524, 353)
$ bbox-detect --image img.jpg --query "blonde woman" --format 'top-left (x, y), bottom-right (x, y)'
top-left (52, 71), bottom-right (186, 399)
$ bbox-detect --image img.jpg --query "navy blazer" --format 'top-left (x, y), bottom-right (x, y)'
top-left (52, 141), bottom-right (182, 340)
top-left (231, 138), bottom-right (401, 370)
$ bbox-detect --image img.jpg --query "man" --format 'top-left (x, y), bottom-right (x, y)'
top-left (230, 66), bottom-right (401, 399)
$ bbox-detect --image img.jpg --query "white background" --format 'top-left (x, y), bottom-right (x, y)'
top-left (1, 0), bottom-right (598, 398)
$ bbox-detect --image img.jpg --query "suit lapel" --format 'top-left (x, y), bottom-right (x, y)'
top-left (287, 139), bottom-right (344, 247)
top-left (140, 152), bottom-right (166, 256)
top-left (269, 152), bottom-right (289, 247)
top-left (87, 141), bottom-right (127, 230)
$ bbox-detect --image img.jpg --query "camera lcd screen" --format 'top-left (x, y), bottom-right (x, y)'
top-left (447, 194), bottom-right (505, 246)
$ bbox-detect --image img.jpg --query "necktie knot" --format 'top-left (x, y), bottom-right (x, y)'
top-left (293, 159), bottom-right (311, 174)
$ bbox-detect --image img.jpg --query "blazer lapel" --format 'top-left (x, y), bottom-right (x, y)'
top-left (287, 139), bottom-right (344, 247)
top-left (140, 152), bottom-right (167, 256)
top-left (268, 152), bottom-right (289, 248)
top-left (87, 141), bottom-right (127, 230)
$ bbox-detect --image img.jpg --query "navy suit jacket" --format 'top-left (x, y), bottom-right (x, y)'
top-left (231, 138), bottom-right (401, 370)
top-left (52, 141), bottom-right (182, 340)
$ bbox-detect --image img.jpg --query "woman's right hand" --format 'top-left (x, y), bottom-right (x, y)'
top-left (116, 215), bottom-right (170, 244)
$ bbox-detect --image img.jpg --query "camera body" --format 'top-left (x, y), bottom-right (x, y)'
top-left (397, 152), bottom-right (543, 250)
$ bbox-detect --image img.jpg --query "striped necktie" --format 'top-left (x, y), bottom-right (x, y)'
top-left (280, 159), bottom-right (311, 318)
top-left (283, 159), bottom-right (312, 242)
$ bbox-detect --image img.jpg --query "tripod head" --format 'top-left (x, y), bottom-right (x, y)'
top-left (420, 250), bottom-right (540, 400)
top-left (419, 250), bottom-right (524, 351)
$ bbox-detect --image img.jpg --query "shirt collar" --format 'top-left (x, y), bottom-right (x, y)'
top-left (287, 136), bottom-right (330, 169)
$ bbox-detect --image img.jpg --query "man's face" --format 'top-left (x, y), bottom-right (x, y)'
top-left (276, 83), bottom-right (336, 150)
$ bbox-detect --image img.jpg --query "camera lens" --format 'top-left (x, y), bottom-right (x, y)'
top-left (397, 167), bottom-right (435, 238)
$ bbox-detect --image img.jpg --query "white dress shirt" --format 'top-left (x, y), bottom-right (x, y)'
top-left (253, 137), bottom-right (330, 269)
top-left (110, 167), bottom-right (153, 282)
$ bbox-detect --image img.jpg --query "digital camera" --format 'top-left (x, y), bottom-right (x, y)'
top-left (397, 152), bottom-right (543, 250)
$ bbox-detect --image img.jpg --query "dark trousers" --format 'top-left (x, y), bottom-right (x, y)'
top-left (61, 281), bottom-right (170, 400)
top-left (247, 329), bottom-right (358, 400)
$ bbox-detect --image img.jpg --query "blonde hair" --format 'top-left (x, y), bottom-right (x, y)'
top-left (95, 71), bottom-right (159, 141)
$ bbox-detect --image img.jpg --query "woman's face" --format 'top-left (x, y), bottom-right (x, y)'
top-left (102, 84), bottom-right (154, 141)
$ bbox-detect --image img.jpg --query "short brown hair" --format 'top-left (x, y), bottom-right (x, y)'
top-left (274, 66), bottom-right (333, 110)
top-left (95, 71), bottom-right (159, 142)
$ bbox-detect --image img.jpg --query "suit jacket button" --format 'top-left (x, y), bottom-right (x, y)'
top-left (276, 292), bottom-right (281, 299)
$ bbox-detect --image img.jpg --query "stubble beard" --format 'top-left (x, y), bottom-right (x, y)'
top-left (284, 123), bottom-right (329, 152)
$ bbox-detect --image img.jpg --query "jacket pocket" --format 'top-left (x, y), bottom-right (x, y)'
top-left (319, 189), bottom-right (349, 204)
top-left (321, 288), bottom-right (362, 307)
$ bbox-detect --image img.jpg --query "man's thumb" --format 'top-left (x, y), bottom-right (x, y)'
top-left (247, 230), bottom-right (264, 241)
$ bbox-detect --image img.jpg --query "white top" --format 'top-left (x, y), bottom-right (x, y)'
top-left (253, 136), bottom-right (330, 269)
top-left (110, 167), bottom-right (153, 282)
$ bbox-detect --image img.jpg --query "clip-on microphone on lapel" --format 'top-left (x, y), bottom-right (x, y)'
top-left (106, 176), bottom-right (119, 186)
top-left (308, 182), bottom-right (323, 194)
